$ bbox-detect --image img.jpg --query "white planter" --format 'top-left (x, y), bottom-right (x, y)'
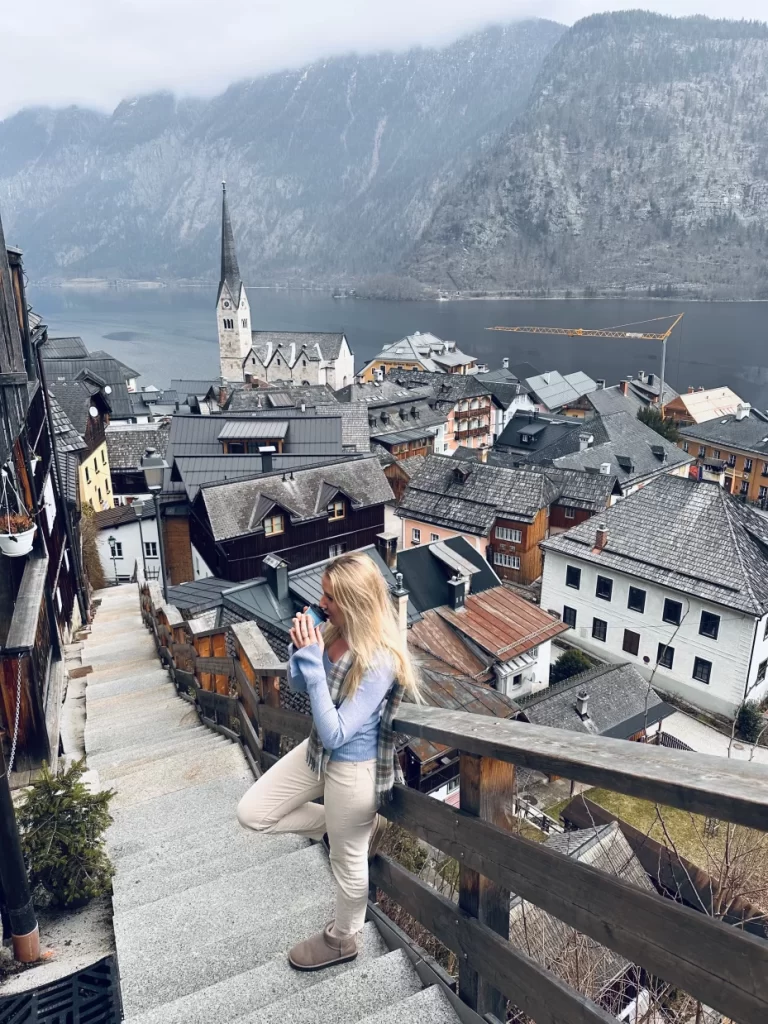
top-left (0, 524), bottom-right (36, 557)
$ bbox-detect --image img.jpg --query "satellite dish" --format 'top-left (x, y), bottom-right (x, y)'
top-left (89, 405), bottom-right (99, 418)
top-left (104, 385), bottom-right (112, 395)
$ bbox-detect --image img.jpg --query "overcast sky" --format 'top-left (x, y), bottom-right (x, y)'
top-left (1, 0), bottom-right (765, 119)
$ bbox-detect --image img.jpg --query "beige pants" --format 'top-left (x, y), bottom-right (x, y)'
top-left (236, 738), bottom-right (377, 937)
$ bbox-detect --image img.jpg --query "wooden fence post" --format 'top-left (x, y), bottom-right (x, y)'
top-left (262, 674), bottom-right (281, 758)
top-left (458, 752), bottom-right (515, 1020)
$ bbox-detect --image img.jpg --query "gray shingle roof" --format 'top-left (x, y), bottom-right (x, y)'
top-left (170, 379), bottom-right (219, 397)
top-left (387, 370), bottom-right (490, 403)
top-left (314, 403), bottom-right (370, 452)
top-left (495, 412), bottom-right (581, 455)
top-left (45, 336), bottom-right (89, 359)
top-left (679, 410), bottom-right (768, 456)
top-left (396, 454), bottom-right (563, 534)
top-left (173, 453), bottom-right (350, 500)
top-left (48, 393), bottom-right (86, 454)
top-left (585, 386), bottom-right (640, 416)
top-left (542, 474), bottom-right (768, 615)
top-left (335, 380), bottom-right (434, 406)
top-left (106, 422), bottom-right (170, 469)
top-left (518, 662), bottom-right (673, 738)
top-left (249, 332), bottom-right (346, 364)
top-left (199, 455), bottom-right (393, 541)
top-left (43, 354), bottom-right (136, 418)
top-left (93, 502), bottom-right (156, 529)
top-left (226, 384), bottom-right (338, 411)
top-left (547, 411), bottom-right (692, 486)
top-left (47, 378), bottom-right (110, 434)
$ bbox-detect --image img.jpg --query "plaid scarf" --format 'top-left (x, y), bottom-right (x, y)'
top-left (305, 648), bottom-right (405, 806)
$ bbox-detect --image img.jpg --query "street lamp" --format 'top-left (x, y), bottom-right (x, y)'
top-left (133, 500), bottom-right (148, 581)
top-left (141, 447), bottom-right (169, 601)
top-left (107, 534), bottom-right (119, 584)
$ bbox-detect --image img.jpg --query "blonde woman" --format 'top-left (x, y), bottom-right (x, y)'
top-left (236, 552), bottom-right (418, 972)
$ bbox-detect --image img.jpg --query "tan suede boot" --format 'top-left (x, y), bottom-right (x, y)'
top-left (288, 923), bottom-right (358, 971)
top-left (368, 814), bottom-right (388, 861)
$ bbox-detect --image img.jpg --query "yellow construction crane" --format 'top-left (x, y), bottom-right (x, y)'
top-left (487, 312), bottom-right (684, 415)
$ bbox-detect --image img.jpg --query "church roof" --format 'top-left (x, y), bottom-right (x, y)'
top-left (217, 182), bottom-right (243, 305)
top-left (248, 332), bottom-right (346, 367)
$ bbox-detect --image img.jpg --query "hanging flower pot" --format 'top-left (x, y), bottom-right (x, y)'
top-left (0, 513), bottom-right (37, 557)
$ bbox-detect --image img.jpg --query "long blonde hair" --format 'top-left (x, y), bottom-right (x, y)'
top-left (321, 552), bottom-right (419, 700)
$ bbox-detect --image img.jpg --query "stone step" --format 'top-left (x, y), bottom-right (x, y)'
top-left (107, 773), bottom-right (252, 858)
top-left (89, 728), bottom-right (217, 772)
top-left (112, 831), bottom-right (307, 912)
top-left (119, 895), bottom-right (335, 1017)
top-left (114, 843), bottom-right (331, 962)
top-left (86, 674), bottom-right (171, 702)
top-left (115, 814), bottom-right (255, 876)
top-left (100, 735), bottom-right (233, 785)
top-left (123, 923), bottom-right (388, 1024)
top-left (85, 708), bottom-right (200, 752)
top-left (85, 672), bottom-right (173, 701)
top-left (86, 698), bottom-right (190, 734)
top-left (87, 646), bottom-right (157, 669)
top-left (106, 743), bottom-right (246, 810)
top-left (355, 985), bottom-right (459, 1024)
top-left (237, 949), bottom-right (422, 1024)
top-left (90, 731), bottom-right (224, 775)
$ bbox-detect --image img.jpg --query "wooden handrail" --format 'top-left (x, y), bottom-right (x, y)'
top-left (380, 783), bottom-right (768, 1024)
top-left (393, 705), bottom-right (768, 831)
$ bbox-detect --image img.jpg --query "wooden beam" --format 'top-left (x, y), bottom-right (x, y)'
top-left (458, 754), bottom-right (513, 1019)
top-left (370, 854), bottom-right (613, 1024)
top-left (380, 784), bottom-right (768, 1024)
top-left (392, 706), bottom-right (768, 831)
top-left (262, 675), bottom-right (281, 758)
top-left (256, 703), bottom-right (312, 742)
top-left (195, 655), bottom-right (235, 677)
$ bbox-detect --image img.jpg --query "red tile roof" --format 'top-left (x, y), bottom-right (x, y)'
top-left (437, 587), bottom-right (567, 661)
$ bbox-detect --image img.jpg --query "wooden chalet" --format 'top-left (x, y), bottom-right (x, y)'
top-left (0, 214), bottom-right (87, 774)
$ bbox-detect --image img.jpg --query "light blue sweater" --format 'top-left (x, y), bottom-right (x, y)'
top-left (287, 643), bottom-right (395, 761)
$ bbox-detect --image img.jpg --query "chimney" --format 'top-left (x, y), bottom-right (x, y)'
top-left (392, 571), bottom-right (409, 642)
top-left (502, 357), bottom-right (510, 370)
top-left (259, 445), bottom-right (275, 473)
top-left (595, 523), bottom-right (609, 550)
top-left (575, 690), bottom-right (590, 719)
top-left (596, 379), bottom-right (606, 390)
top-left (647, 373), bottom-right (655, 387)
top-left (300, 401), bottom-right (306, 413)
top-left (638, 371), bottom-right (647, 384)
top-left (263, 553), bottom-right (289, 602)
top-left (688, 386), bottom-right (695, 394)
top-left (736, 402), bottom-right (751, 421)
top-left (376, 530), bottom-right (399, 570)
top-left (578, 433), bottom-right (593, 452)
top-left (599, 462), bottom-right (612, 476)
top-left (619, 381), bottom-right (629, 396)
top-left (697, 386), bottom-right (704, 392)
top-left (447, 573), bottom-right (470, 611)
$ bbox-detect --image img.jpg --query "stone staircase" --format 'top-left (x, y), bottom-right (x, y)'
top-left (82, 586), bottom-right (461, 1024)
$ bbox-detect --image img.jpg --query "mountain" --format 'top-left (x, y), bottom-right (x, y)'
top-left (0, 21), bottom-right (564, 287)
top-left (406, 13), bottom-right (768, 299)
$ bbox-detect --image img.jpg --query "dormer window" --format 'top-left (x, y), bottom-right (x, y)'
top-left (328, 499), bottom-right (345, 521)
top-left (264, 514), bottom-right (285, 536)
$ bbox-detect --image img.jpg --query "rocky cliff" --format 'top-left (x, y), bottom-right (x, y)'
top-left (406, 13), bottom-right (768, 298)
top-left (0, 20), bottom-right (563, 286)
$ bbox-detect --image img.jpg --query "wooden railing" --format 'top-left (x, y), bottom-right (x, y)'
top-left (140, 583), bottom-right (768, 1024)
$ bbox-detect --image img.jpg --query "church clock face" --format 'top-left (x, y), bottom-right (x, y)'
top-left (222, 300), bottom-right (230, 309)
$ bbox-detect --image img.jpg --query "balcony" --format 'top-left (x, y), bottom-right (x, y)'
top-left (454, 405), bottom-right (491, 421)
top-left (141, 583), bottom-right (768, 1024)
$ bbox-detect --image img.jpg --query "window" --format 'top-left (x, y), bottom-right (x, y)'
top-left (430, 533), bottom-right (439, 542)
top-left (565, 565), bottom-right (581, 590)
top-left (109, 540), bottom-right (123, 558)
top-left (563, 606), bottom-right (577, 629)
top-left (595, 575), bottom-right (613, 601)
top-left (741, 480), bottom-right (750, 495)
top-left (763, 462), bottom-right (768, 478)
top-left (627, 586), bottom-right (646, 613)
top-left (223, 317), bottom-right (234, 330)
top-left (84, 465), bottom-right (90, 483)
top-left (698, 446), bottom-right (706, 458)
top-left (712, 449), bottom-right (720, 459)
top-left (727, 454), bottom-right (737, 467)
top-left (494, 552), bottom-right (521, 569)
top-left (94, 456), bottom-right (99, 474)
top-left (663, 598), bottom-right (683, 625)
top-left (105, 479), bottom-right (110, 493)
top-left (682, 442), bottom-right (689, 453)
top-left (97, 487), bottom-right (102, 502)
top-left (745, 458), bottom-right (753, 472)
top-left (760, 486), bottom-right (768, 499)
top-left (564, 507), bottom-right (576, 520)
top-left (241, 318), bottom-right (248, 328)
top-left (757, 659), bottom-right (767, 683)
top-left (693, 657), bottom-right (712, 684)
top-left (699, 611), bottom-right (720, 640)
top-left (328, 499), bottom-right (345, 521)
top-left (497, 526), bottom-right (522, 543)
top-left (622, 629), bottom-right (640, 656)
top-left (263, 514), bottom-right (285, 536)
top-left (101, 449), bottom-right (106, 464)
top-left (592, 617), bottom-right (607, 642)
top-left (329, 542), bottom-right (347, 558)
top-left (144, 541), bottom-right (158, 558)
top-left (412, 528), bottom-right (421, 544)
top-left (657, 643), bottom-right (674, 669)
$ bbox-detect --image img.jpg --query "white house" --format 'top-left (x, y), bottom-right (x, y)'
top-left (540, 475), bottom-right (768, 718)
top-left (94, 504), bottom-right (162, 583)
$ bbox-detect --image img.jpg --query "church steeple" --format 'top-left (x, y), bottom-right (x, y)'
top-left (218, 181), bottom-right (242, 304)
top-left (216, 181), bottom-right (251, 381)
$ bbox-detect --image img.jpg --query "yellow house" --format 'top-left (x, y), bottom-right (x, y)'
top-left (49, 376), bottom-right (115, 511)
top-left (359, 332), bottom-right (477, 383)
top-left (79, 440), bottom-right (114, 510)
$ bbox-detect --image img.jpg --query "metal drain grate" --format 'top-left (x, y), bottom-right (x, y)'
top-left (0, 955), bottom-right (122, 1024)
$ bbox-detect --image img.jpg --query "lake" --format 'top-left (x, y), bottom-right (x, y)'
top-left (28, 287), bottom-right (768, 409)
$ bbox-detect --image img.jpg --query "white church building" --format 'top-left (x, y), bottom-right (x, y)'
top-left (216, 184), bottom-right (354, 387)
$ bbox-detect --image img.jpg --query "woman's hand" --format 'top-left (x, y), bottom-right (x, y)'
top-left (290, 609), bottom-right (324, 653)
